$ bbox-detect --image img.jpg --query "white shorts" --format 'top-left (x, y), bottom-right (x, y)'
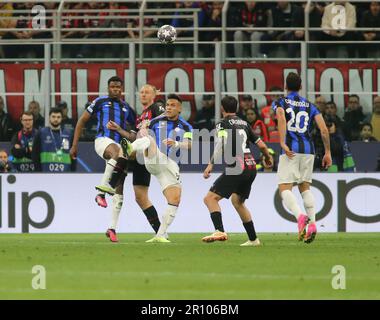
top-left (277, 153), bottom-right (315, 184)
top-left (94, 137), bottom-right (120, 159)
top-left (144, 148), bottom-right (181, 192)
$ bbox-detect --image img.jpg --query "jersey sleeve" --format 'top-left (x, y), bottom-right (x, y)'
top-left (247, 126), bottom-right (261, 144)
top-left (272, 98), bottom-right (284, 112)
top-left (215, 120), bottom-right (227, 139)
top-left (126, 106), bottom-right (137, 132)
top-left (183, 122), bottom-right (193, 141)
top-left (310, 102), bottom-right (320, 119)
top-left (86, 97), bottom-right (100, 115)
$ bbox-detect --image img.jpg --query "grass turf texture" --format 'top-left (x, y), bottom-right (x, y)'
top-left (0, 233), bottom-right (379, 299)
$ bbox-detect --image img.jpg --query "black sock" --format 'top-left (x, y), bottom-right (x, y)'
top-left (210, 211), bottom-right (224, 232)
top-left (109, 157), bottom-right (128, 188)
top-left (243, 221), bottom-right (257, 241)
top-left (143, 206), bottom-right (161, 233)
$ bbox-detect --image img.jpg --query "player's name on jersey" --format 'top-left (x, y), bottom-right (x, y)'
top-left (227, 119), bottom-right (248, 126)
top-left (284, 99), bottom-right (311, 107)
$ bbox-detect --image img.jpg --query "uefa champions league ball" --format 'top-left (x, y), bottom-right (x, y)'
top-left (157, 25), bottom-right (177, 44)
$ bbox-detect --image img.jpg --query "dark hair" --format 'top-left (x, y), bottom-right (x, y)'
top-left (20, 111), bottom-right (34, 120)
top-left (326, 101), bottom-right (337, 108)
top-left (167, 93), bottom-right (182, 104)
top-left (286, 72), bottom-right (301, 91)
top-left (107, 76), bottom-right (123, 86)
top-left (49, 107), bottom-right (63, 116)
top-left (348, 94), bottom-right (359, 101)
top-left (361, 122), bottom-right (373, 131)
top-left (221, 95), bottom-right (238, 113)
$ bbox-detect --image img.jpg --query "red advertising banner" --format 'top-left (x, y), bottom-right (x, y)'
top-left (1, 62), bottom-right (379, 121)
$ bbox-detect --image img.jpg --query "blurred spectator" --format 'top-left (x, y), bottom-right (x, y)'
top-left (61, 2), bottom-right (87, 58)
top-left (343, 94), bottom-right (366, 141)
top-left (28, 100), bottom-right (45, 129)
top-left (325, 117), bottom-right (345, 172)
top-left (232, 1), bottom-right (271, 59)
top-left (320, 1), bottom-right (357, 58)
top-left (1, 2), bottom-right (32, 59)
top-left (237, 94), bottom-right (256, 121)
top-left (245, 107), bottom-right (269, 142)
top-left (0, 96), bottom-right (14, 141)
top-left (201, 1), bottom-right (223, 57)
top-left (358, 122), bottom-right (377, 142)
top-left (10, 111), bottom-right (37, 172)
top-left (193, 94), bottom-right (215, 131)
top-left (0, 149), bottom-right (14, 173)
top-left (32, 108), bottom-right (76, 172)
top-left (359, 1), bottom-right (380, 58)
top-left (314, 95), bottom-right (327, 116)
top-left (261, 86), bottom-right (281, 133)
top-left (171, 1), bottom-right (207, 58)
top-left (56, 101), bottom-right (76, 132)
top-left (260, 1), bottom-right (298, 57)
top-left (325, 101), bottom-right (345, 133)
top-left (368, 96), bottom-right (380, 141)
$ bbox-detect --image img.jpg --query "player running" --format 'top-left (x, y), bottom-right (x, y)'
top-left (201, 96), bottom-right (273, 247)
top-left (121, 94), bottom-right (193, 243)
top-left (273, 72), bottom-right (331, 243)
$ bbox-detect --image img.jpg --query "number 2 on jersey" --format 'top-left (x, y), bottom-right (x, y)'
top-left (286, 109), bottom-right (309, 133)
top-left (238, 129), bottom-right (251, 153)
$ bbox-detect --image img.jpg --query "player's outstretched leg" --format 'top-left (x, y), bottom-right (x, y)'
top-left (121, 136), bottom-right (151, 157)
top-left (280, 187), bottom-right (308, 241)
top-left (231, 194), bottom-right (261, 247)
top-left (106, 193), bottom-right (123, 243)
top-left (202, 192), bottom-right (228, 243)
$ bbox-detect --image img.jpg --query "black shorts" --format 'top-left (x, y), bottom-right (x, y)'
top-left (210, 169), bottom-right (257, 200)
top-left (131, 161), bottom-right (151, 187)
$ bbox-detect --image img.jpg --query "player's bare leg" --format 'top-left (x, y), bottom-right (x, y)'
top-left (202, 191), bottom-right (228, 242)
top-left (279, 183), bottom-right (308, 241)
top-left (231, 193), bottom-right (261, 246)
top-left (146, 185), bottom-right (181, 243)
top-left (298, 182), bottom-right (317, 243)
top-left (134, 185), bottom-right (161, 234)
top-left (95, 143), bottom-right (120, 197)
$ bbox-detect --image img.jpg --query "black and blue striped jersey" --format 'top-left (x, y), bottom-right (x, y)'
top-left (149, 115), bottom-right (193, 156)
top-left (86, 95), bottom-right (136, 143)
top-left (272, 92), bottom-right (320, 154)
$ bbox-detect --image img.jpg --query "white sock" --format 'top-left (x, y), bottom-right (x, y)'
top-left (100, 159), bottom-right (117, 188)
top-left (301, 190), bottom-right (316, 223)
top-left (110, 194), bottom-right (123, 230)
top-left (281, 190), bottom-right (303, 219)
top-left (131, 137), bottom-right (151, 152)
top-left (156, 204), bottom-right (178, 237)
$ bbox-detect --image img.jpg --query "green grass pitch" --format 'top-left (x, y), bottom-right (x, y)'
top-left (0, 233), bottom-right (379, 299)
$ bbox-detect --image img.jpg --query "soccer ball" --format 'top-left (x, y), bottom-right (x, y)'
top-left (157, 25), bottom-right (177, 44)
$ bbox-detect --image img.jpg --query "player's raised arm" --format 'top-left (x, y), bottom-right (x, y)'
top-left (276, 106), bottom-right (295, 159)
top-left (314, 113), bottom-right (332, 169)
top-left (70, 110), bottom-right (92, 159)
top-left (106, 120), bottom-right (137, 141)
